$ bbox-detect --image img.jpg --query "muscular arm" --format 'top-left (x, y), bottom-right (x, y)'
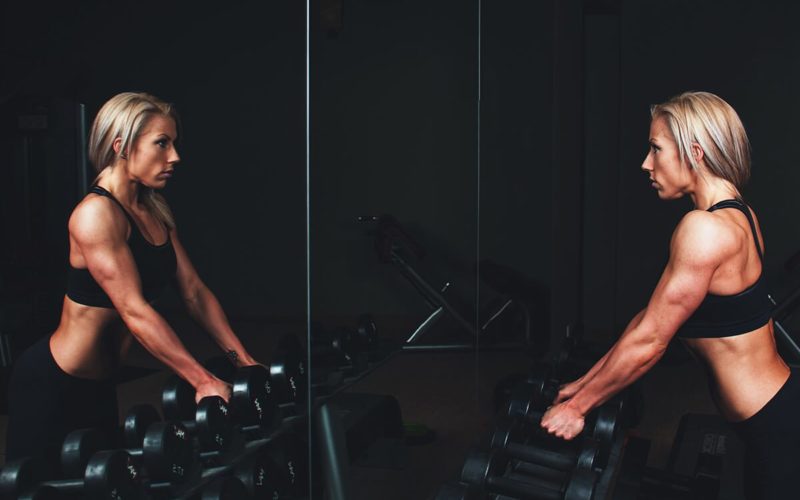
top-left (554, 310), bottom-right (645, 404)
top-left (171, 230), bottom-right (257, 367)
top-left (544, 211), bottom-right (726, 435)
top-left (70, 199), bottom-right (218, 391)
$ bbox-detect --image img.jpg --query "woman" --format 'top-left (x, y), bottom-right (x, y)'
top-left (540, 91), bottom-right (798, 498)
top-left (5, 92), bottom-right (259, 470)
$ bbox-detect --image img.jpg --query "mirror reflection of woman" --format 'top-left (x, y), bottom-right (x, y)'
top-left (5, 92), bottom-right (258, 470)
top-left (541, 91), bottom-right (798, 499)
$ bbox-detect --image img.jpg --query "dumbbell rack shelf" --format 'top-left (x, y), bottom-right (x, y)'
top-left (312, 340), bottom-right (401, 399)
top-left (594, 432), bottom-right (630, 499)
top-left (165, 414), bottom-right (309, 500)
top-left (309, 340), bottom-right (408, 500)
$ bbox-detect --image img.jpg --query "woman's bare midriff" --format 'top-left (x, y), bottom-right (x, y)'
top-left (682, 322), bottom-right (790, 422)
top-left (49, 296), bottom-right (133, 380)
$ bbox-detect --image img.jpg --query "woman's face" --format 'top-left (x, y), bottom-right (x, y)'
top-left (641, 117), bottom-right (693, 200)
top-left (126, 114), bottom-right (180, 189)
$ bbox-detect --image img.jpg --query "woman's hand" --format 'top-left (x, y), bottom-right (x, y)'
top-left (194, 376), bottom-right (232, 404)
top-left (235, 352), bottom-right (260, 368)
top-left (540, 402), bottom-right (585, 440)
top-left (553, 379), bottom-right (583, 405)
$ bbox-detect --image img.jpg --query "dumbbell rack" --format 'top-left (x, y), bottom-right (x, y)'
top-left (161, 333), bottom-right (404, 499)
top-left (595, 431), bottom-right (631, 498)
top-left (166, 413), bottom-right (309, 499)
top-left (310, 338), bottom-right (406, 500)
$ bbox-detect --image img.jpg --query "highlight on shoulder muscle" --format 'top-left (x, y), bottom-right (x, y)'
top-left (669, 209), bottom-right (736, 271)
top-left (69, 196), bottom-right (130, 261)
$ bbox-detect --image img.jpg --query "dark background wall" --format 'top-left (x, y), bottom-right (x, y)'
top-left (310, 0), bottom-right (560, 347)
top-left (310, 0), bottom-right (480, 324)
top-left (0, 1), bottom-right (307, 345)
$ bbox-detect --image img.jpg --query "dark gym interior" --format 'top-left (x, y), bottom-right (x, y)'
top-left (2, 0), bottom-right (800, 498)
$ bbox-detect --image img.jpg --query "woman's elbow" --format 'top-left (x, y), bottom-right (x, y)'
top-left (117, 303), bottom-right (154, 336)
top-left (644, 339), bottom-right (669, 365)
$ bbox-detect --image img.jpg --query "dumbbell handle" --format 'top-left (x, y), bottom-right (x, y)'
top-left (513, 461), bottom-right (566, 484)
top-left (40, 478), bottom-right (91, 493)
top-left (46, 477), bottom-right (169, 498)
top-left (47, 451), bottom-right (141, 499)
top-left (506, 442), bottom-right (575, 471)
top-left (485, 474), bottom-right (562, 500)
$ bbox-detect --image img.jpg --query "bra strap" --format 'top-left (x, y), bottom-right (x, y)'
top-left (707, 199), bottom-right (763, 261)
top-left (89, 185), bottom-right (136, 227)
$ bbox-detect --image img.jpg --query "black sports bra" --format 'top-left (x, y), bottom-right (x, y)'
top-left (66, 186), bottom-right (177, 308)
top-left (677, 199), bottom-right (772, 338)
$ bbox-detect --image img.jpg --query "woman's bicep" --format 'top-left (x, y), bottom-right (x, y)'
top-left (641, 263), bottom-right (711, 339)
top-left (70, 207), bottom-right (149, 314)
top-left (638, 215), bottom-right (722, 341)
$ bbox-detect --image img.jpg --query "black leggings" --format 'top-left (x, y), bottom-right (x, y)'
top-left (732, 370), bottom-right (800, 500)
top-left (5, 335), bottom-right (119, 474)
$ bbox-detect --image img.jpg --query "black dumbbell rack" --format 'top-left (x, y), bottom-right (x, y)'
top-left (309, 337), bottom-right (408, 500)
top-left (166, 413), bottom-right (309, 499)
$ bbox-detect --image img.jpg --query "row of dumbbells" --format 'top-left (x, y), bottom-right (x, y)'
top-left (0, 333), bottom-right (311, 500)
top-left (437, 362), bottom-right (640, 500)
top-left (0, 406), bottom-right (307, 500)
top-left (309, 314), bottom-right (380, 385)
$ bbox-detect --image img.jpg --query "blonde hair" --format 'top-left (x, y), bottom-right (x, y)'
top-left (88, 92), bottom-right (179, 228)
top-left (650, 91), bottom-right (751, 190)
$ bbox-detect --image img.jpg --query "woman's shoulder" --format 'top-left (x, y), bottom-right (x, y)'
top-left (69, 194), bottom-right (129, 243)
top-left (670, 209), bottom-right (739, 262)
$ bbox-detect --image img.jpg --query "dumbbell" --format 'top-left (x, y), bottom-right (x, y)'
top-left (461, 448), bottom-right (599, 500)
top-left (262, 428), bottom-right (309, 498)
top-left (507, 392), bottom-right (621, 453)
top-left (355, 314), bottom-right (378, 350)
top-left (62, 423), bottom-right (194, 488)
top-left (434, 481), bottom-right (484, 500)
top-left (318, 314), bottom-right (378, 362)
top-left (505, 363), bottom-right (561, 416)
top-left (202, 359), bottom-right (280, 437)
top-left (161, 377), bottom-right (235, 459)
top-left (123, 404), bottom-right (163, 449)
top-left (491, 419), bottom-right (604, 475)
top-left (0, 452), bottom-right (142, 500)
top-left (231, 444), bottom-right (302, 499)
top-left (311, 326), bottom-right (371, 376)
top-left (509, 375), bottom-right (643, 436)
top-left (189, 476), bottom-right (250, 500)
top-left (269, 333), bottom-right (308, 407)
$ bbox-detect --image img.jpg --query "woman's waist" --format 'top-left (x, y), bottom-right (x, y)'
top-left (50, 321), bottom-right (130, 379)
top-left (702, 357), bottom-right (790, 422)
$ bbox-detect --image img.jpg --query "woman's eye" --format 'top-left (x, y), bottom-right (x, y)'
top-left (156, 139), bottom-right (168, 148)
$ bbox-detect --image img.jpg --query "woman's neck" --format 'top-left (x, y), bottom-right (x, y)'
top-left (689, 172), bottom-right (740, 210)
top-left (96, 165), bottom-right (140, 209)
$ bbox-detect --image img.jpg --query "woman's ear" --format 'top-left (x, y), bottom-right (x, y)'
top-left (112, 137), bottom-right (127, 159)
top-left (690, 142), bottom-right (705, 165)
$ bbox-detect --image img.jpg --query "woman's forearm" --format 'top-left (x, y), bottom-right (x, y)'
top-left (121, 305), bottom-right (215, 388)
top-left (567, 334), bottom-right (664, 415)
top-left (565, 309), bottom-right (646, 391)
top-left (184, 285), bottom-right (255, 365)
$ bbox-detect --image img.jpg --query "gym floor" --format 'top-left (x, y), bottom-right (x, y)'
top-left (0, 315), bottom-right (720, 499)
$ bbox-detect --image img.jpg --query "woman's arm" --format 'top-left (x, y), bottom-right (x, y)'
top-left (554, 309), bottom-right (646, 404)
top-left (70, 198), bottom-right (228, 399)
top-left (542, 211), bottom-right (726, 438)
top-left (170, 229), bottom-right (257, 367)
